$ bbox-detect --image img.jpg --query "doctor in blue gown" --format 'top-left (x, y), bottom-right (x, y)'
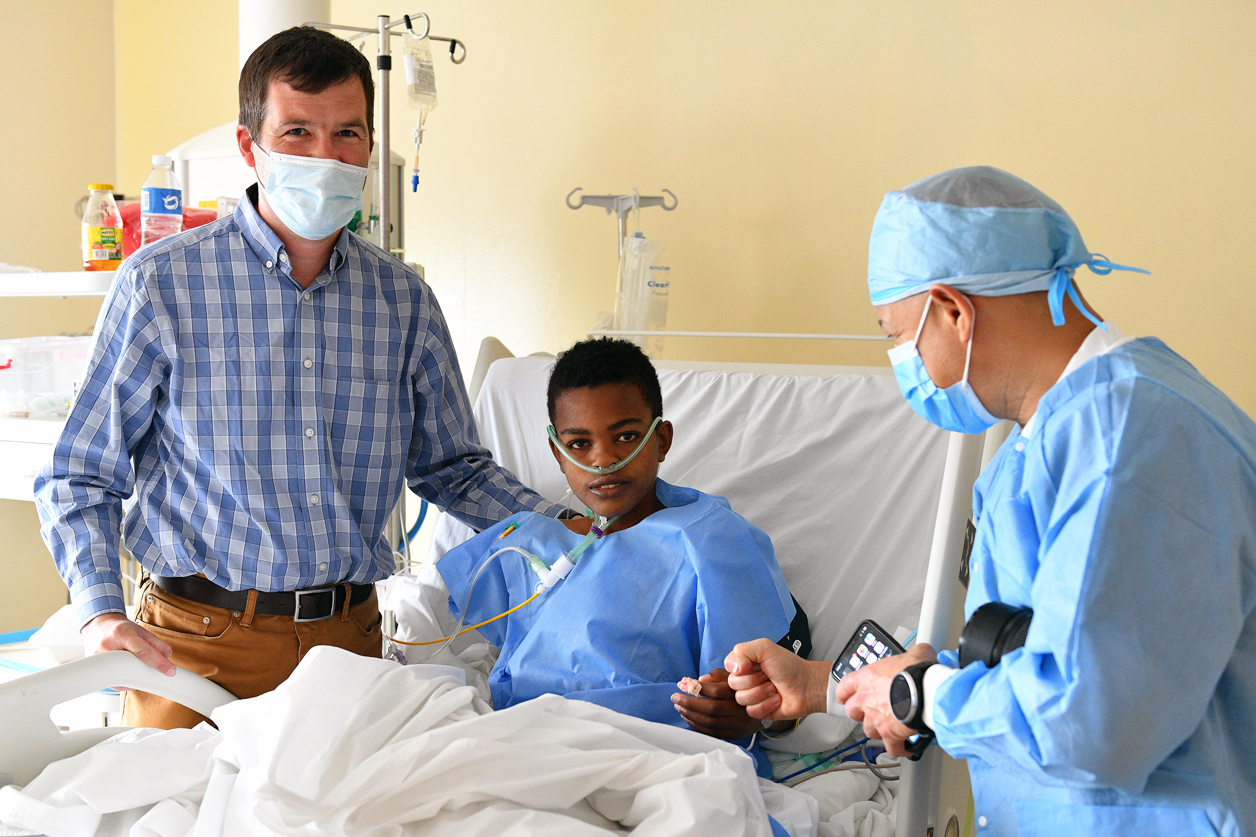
top-left (726, 166), bottom-right (1256, 835)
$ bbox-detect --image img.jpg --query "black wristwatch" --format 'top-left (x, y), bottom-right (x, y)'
top-left (889, 661), bottom-right (933, 732)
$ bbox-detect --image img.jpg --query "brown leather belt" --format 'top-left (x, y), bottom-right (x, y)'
top-left (151, 574), bottom-right (374, 622)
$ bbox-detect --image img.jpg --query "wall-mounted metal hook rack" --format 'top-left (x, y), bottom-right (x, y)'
top-left (566, 188), bottom-right (678, 256)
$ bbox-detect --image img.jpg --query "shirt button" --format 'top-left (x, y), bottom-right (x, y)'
top-left (202, 616), bottom-right (210, 625)
top-left (303, 292), bottom-right (312, 301)
top-left (309, 493), bottom-right (320, 505)
top-left (265, 260), bottom-right (274, 269)
top-left (303, 358), bottom-right (313, 369)
top-left (305, 427), bottom-right (315, 438)
top-left (319, 563), bottom-right (328, 572)
top-left (1014, 442), bottom-right (1025, 452)
top-left (279, 252), bottom-right (288, 262)
top-left (978, 816), bottom-right (988, 828)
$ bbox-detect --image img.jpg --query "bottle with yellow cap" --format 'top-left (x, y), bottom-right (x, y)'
top-left (82, 184), bottom-right (123, 271)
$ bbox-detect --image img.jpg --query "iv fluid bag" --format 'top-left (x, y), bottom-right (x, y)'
top-left (615, 233), bottom-right (670, 357)
top-left (403, 34), bottom-right (438, 112)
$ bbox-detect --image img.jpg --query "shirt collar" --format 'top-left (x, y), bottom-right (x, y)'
top-left (235, 184), bottom-right (352, 281)
top-left (1021, 322), bottom-right (1135, 438)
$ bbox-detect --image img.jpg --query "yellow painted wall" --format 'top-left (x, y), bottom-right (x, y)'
top-left (103, 1), bottom-right (1256, 416)
top-left (361, 1), bottom-right (1256, 414)
top-left (114, 0), bottom-right (239, 193)
top-left (0, 2), bottom-right (117, 633)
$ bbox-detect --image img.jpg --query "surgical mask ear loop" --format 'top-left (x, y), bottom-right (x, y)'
top-left (911, 294), bottom-right (933, 344)
top-left (959, 298), bottom-right (976, 385)
top-left (252, 141), bottom-right (272, 189)
top-left (909, 292), bottom-right (977, 386)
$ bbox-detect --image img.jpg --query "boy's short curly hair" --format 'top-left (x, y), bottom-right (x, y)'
top-left (547, 338), bottom-right (664, 423)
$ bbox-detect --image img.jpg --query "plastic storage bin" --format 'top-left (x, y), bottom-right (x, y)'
top-left (0, 336), bottom-right (94, 418)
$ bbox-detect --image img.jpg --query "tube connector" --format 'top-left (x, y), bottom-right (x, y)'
top-left (537, 554), bottom-right (575, 590)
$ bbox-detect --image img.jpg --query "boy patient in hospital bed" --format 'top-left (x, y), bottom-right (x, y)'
top-left (435, 338), bottom-right (799, 777)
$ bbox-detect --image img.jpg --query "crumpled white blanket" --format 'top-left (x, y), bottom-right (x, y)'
top-left (797, 766), bottom-right (898, 837)
top-left (0, 647), bottom-right (819, 837)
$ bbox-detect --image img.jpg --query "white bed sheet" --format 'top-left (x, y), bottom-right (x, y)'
top-left (426, 356), bottom-right (951, 664)
top-left (0, 647), bottom-right (818, 837)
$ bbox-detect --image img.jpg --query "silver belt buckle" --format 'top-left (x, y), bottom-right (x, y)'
top-left (293, 586), bottom-right (337, 622)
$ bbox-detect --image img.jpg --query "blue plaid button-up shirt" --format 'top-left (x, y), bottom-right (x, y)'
top-left (36, 189), bottom-right (556, 626)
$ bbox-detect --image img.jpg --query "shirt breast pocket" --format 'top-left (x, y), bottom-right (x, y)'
top-left (324, 371), bottom-right (402, 484)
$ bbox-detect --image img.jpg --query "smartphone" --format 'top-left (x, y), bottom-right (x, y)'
top-left (831, 619), bottom-right (906, 682)
top-left (831, 619), bottom-right (934, 761)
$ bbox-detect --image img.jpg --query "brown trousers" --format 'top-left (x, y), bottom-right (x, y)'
top-left (122, 576), bottom-right (383, 729)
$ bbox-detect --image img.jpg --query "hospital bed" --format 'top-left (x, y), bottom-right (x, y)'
top-left (413, 339), bottom-right (1004, 837)
top-left (0, 339), bottom-right (1000, 837)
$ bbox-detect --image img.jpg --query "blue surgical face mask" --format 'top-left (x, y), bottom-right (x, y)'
top-left (253, 144), bottom-right (368, 241)
top-left (888, 294), bottom-right (999, 434)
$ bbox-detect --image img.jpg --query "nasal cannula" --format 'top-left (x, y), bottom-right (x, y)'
top-left (547, 416), bottom-right (663, 476)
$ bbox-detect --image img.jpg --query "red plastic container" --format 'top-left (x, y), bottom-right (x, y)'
top-left (120, 203), bottom-right (218, 256)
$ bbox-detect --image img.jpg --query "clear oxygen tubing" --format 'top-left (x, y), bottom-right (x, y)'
top-left (387, 545), bottom-right (545, 663)
top-left (386, 512), bottom-right (619, 662)
top-left (568, 512), bottom-right (621, 563)
top-left (547, 416), bottom-right (663, 476)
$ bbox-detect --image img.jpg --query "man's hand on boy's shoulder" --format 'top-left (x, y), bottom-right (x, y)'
top-left (671, 667), bottom-right (778, 740)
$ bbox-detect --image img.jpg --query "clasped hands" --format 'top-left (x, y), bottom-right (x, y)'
top-left (722, 638), bottom-right (938, 758)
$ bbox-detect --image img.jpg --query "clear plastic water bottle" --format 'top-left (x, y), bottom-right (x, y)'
top-left (140, 155), bottom-right (183, 247)
top-left (82, 184), bottom-right (123, 271)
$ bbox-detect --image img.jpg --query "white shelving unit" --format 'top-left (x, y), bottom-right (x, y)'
top-left (0, 271), bottom-right (114, 298)
top-left (0, 272), bottom-right (114, 501)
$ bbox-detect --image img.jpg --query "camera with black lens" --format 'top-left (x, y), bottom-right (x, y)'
top-left (958, 602), bottom-right (1033, 669)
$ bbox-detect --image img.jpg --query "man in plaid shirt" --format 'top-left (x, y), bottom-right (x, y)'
top-left (35, 26), bottom-right (558, 728)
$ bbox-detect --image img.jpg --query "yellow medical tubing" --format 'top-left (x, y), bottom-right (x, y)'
top-left (386, 590), bottom-right (540, 646)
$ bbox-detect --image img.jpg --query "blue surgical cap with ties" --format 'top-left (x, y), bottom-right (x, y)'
top-left (867, 166), bottom-right (1148, 327)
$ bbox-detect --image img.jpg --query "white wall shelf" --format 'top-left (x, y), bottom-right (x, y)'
top-left (0, 272), bottom-right (115, 298)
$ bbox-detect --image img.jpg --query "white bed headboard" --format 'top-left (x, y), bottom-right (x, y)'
top-left (428, 355), bottom-right (954, 664)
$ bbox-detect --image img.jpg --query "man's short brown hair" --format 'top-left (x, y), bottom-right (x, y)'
top-left (238, 26), bottom-right (374, 143)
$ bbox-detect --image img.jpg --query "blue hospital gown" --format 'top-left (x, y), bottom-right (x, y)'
top-left (932, 338), bottom-right (1256, 836)
top-left (437, 479), bottom-right (794, 776)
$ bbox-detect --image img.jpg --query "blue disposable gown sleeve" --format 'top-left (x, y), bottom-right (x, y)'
top-left (932, 382), bottom-right (1250, 795)
top-left (562, 683), bottom-right (689, 726)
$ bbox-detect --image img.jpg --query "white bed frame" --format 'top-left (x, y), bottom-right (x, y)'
top-left (0, 651), bottom-right (236, 787)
